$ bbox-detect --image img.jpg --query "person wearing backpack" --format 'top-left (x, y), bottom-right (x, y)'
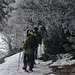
top-left (34, 27), bottom-right (42, 59)
top-left (20, 30), bottom-right (38, 72)
top-left (34, 27), bottom-right (42, 44)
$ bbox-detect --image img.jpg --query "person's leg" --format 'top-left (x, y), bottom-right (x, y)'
top-left (34, 48), bottom-right (38, 59)
top-left (23, 53), bottom-right (28, 69)
top-left (29, 54), bottom-right (34, 71)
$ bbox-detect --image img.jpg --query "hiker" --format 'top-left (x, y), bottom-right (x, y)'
top-left (39, 25), bottom-right (47, 37)
top-left (34, 27), bottom-right (42, 44)
top-left (20, 30), bottom-right (38, 72)
top-left (26, 29), bottom-right (39, 64)
top-left (34, 27), bottom-right (42, 59)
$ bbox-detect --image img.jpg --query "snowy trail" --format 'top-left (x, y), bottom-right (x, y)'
top-left (0, 52), bottom-right (52, 75)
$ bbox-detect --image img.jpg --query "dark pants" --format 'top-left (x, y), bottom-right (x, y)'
top-left (34, 48), bottom-right (38, 59)
top-left (23, 53), bottom-right (34, 70)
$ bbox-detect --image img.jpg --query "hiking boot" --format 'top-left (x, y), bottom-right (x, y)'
top-left (32, 65), bottom-right (34, 68)
top-left (22, 67), bottom-right (28, 72)
top-left (28, 68), bottom-right (33, 72)
top-left (24, 69), bottom-right (29, 72)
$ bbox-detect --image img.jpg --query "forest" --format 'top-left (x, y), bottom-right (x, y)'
top-left (0, 0), bottom-right (75, 62)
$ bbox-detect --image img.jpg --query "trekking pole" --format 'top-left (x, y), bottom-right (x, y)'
top-left (21, 51), bottom-right (24, 63)
top-left (17, 51), bottom-right (21, 71)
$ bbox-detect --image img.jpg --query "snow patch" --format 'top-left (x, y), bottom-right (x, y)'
top-left (50, 53), bottom-right (75, 66)
top-left (0, 33), bottom-right (9, 58)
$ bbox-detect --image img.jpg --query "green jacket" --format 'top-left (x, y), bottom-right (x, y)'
top-left (21, 35), bottom-right (38, 54)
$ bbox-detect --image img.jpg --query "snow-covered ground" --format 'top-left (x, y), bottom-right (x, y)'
top-left (0, 52), bottom-right (53, 75)
top-left (0, 44), bottom-right (75, 75)
top-left (50, 53), bottom-right (75, 66)
top-left (0, 42), bottom-right (53, 75)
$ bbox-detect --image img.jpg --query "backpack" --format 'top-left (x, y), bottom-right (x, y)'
top-left (28, 35), bottom-right (38, 51)
top-left (34, 31), bottom-right (42, 44)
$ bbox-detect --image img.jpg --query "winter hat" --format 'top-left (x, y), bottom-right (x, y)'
top-left (34, 27), bottom-right (38, 31)
top-left (28, 30), bottom-right (34, 35)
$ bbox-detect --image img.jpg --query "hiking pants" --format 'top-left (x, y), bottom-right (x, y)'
top-left (23, 53), bottom-right (34, 69)
top-left (34, 48), bottom-right (38, 59)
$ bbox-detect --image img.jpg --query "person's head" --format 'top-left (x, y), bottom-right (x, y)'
top-left (34, 27), bottom-right (38, 31)
top-left (28, 30), bottom-right (34, 35)
top-left (26, 30), bottom-right (30, 37)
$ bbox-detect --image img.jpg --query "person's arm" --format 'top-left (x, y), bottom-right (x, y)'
top-left (21, 39), bottom-right (28, 50)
